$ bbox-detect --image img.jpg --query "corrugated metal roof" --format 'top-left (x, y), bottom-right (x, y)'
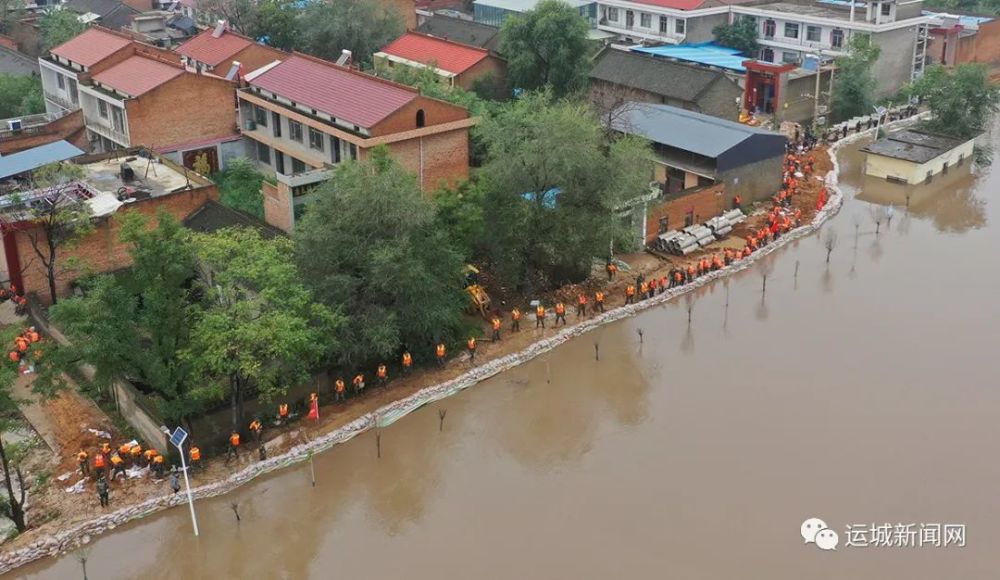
top-left (380, 32), bottom-right (489, 74)
top-left (612, 102), bottom-right (780, 158)
top-left (861, 130), bottom-right (969, 163)
top-left (249, 55), bottom-right (418, 129)
top-left (92, 56), bottom-right (184, 96)
top-left (590, 47), bottom-right (731, 104)
top-left (632, 43), bottom-right (748, 73)
top-left (50, 27), bottom-right (132, 67)
top-left (0, 141), bottom-right (84, 180)
top-left (176, 26), bottom-right (253, 67)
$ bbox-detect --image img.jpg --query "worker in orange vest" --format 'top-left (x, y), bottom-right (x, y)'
top-left (93, 451), bottom-right (106, 478)
top-left (535, 304), bottom-right (546, 328)
top-left (100, 442), bottom-right (112, 464)
top-left (278, 402), bottom-right (290, 422)
top-left (606, 261), bottom-right (617, 281)
top-left (659, 275), bottom-right (668, 294)
top-left (152, 453), bottom-right (166, 478)
top-left (674, 270), bottom-right (683, 287)
top-left (467, 337), bottom-right (477, 363)
top-left (436, 343), bottom-right (446, 366)
top-left (511, 307), bottom-right (521, 332)
top-left (130, 443), bottom-right (142, 466)
top-left (352, 373), bottom-right (365, 395)
top-left (334, 378), bottom-right (346, 402)
top-left (625, 285), bottom-right (635, 305)
top-left (14, 336), bottom-right (27, 353)
top-left (7, 351), bottom-right (18, 363)
top-left (189, 444), bottom-right (202, 470)
top-left (648, 278), bottom-right (658, 298)
top-left (594, 291), bottom-right (605, 313)
top-left (639, 281), bottom-right (648, 300)
top-left (249, 418), bottom-right (263, 442)
top-left (401, 351), bottom-right (412, 375)
top-left (554, 302), bottom-right (566, 326)
top-left (225, 431), bottom-right (240, 465)
top-left (576, 294), bottom-right (587, 317)
top-left (118, 442), bottom-right (132, 467)
top-left (491, 316), bottom-right (502, 341)
top-left (143, 447), bottom-right (157, 468)
top-left (377, 364), bottom-right (388, 387)
top-left (686, 264), bottom-right (696, 283)
top-left (110, 453), bottom-right (126, 481)
top-left (733, 194), bottom-right (742, 210)
top-left (77, 449), bottom-right (89, 476)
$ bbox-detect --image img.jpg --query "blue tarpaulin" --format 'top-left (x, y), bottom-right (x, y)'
top-left (521, 187), bottom-right (561, 208)
top-left (0, 140), bottom-right (84, 180)
top-left (631, 43), bottom-right (748, 73)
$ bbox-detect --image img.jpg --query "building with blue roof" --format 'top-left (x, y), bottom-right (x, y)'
top-left (631, 43), bottom-right (749, 73)
top-left (0, 140), bottom-right (84, 181)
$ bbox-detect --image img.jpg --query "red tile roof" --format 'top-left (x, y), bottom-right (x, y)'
top-left (50, 27), bottom-right (132, 68)
top-left (176, 26), bottom-right (253, 67)
top-left (380, 32), bottom-right (489, 75)
top-left (249, 54), bottom-right (418, 129)
top-left (92, 56), bottom-right (184, 96)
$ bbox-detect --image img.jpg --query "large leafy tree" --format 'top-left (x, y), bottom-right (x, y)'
top-left (713, 16), bottom-right (760, 55)
top-left (248, 0), bottom-right (298, 50)
top-left (296, 0), bottom-right (403, 68)
top-left (186, 229), bottom-right (341, 430)
top-left (477, 91), bottom-right (652, 291)
top-left (43, 210), bottom-right (202, 423)
top-left (831, 34), bottom-right (881, 122)
top-left (199, 0), bottom-right (257, 34)
top-left (213, 157), bottom-right (265, 219)
top-left (294, 147), bottom-right (467, 366)
top-left (0, 74), bottom-right (43, 119)
top-left (500, 0), bottom-right (590, 97)
top-left (38, 9), bottom-right (86, 51)
top-left (907, 63), bottom-right (1000, 139)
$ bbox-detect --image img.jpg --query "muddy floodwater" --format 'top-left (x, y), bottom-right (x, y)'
top-left (13, 126), bottom-right (1000, 580)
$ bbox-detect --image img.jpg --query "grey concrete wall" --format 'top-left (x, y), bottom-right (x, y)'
top-left (111, 381), bottom-right (171, 454)
top-left (896, 1), bottom-right (924, 21)
top-left (872, 26), bottom-right (919, 99)
top-left (782, 71), bottom-right (831, 124)
top-left (719, 155), bottom-right (783, 202)
top-left (686, 13), bottom-right (729, 44)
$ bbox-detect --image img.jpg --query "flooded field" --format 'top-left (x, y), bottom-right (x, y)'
top-left (12, 127), bottom-right (1000, 579)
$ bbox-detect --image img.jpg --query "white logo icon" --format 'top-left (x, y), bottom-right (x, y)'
top-left (815, 529), bottom-right (839, 551)
top-left (801, 517), bottom-right (828, 543)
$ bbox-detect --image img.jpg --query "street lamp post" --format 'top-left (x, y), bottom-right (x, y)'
top-left (165, 426), bottom-right (200, 536)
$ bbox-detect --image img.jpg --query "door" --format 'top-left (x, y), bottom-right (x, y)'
top-left (183, 147), bottom-right (220, 174)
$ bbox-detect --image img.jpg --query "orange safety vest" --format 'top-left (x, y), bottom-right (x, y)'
top-left (536, 306), bottom-right (545, 318)
top-left (335, 379), bottom-right (345, 393)
top-left (7, 351), bottom-right (17, 363)
top-left (659, 276), bottom-right (667, 287)
top-left (249, 420), bottom-right (261, 433)
top-left (436, 344), bottom-right (446, 358)
top-left (578, 294), bottom-right (587, 305)
top-left (512, 308), bottom-right (521, 321)
top-left (279, 403), bottom-right (290, 416)
top-left (555, 303), bottom-right (565, 315)
top-left (190, 447), bottom-right (201, 461)
top-left (467, 338), bottom-right (476, 351)
top-left (492, 317), bottom-right (501, 330)
top-left (377, 365), bottom-right (387, 379)
top-left (353, 374), bottom-right (364, 387)
top-left (595, 291), bottom-right (604, 303)
top-left (687, 266), bottom-right (695, 277)
top-left (101, 443), bottom-right (111, 454)
top-left (230, 433), bottom-right (240, 447)
top-left (153, 455), bottom-right (164, 465)
top-left (649, 278), bottom-right (657, 290)
top-left (15, 337), bottom-right (27, 352)
top-left (144, 449), bottom-right (156, 461)
top-left (626, 285), bottom-right (635, 296)
top-left (131, 444), bottom-right (142, 457)
top-left (111, 454), bottom-right (123, 466)
top-left (77, 451), bottom-right (88, 462)
top-left (402, 352), bottom-right (412, 367)
top-left (674, 271), bottom-right (683, 282)
top-left (640, 283), bottom-right (648, 294)
top-left (94, 454), bottom-right (106, 469)
top-left (119, 444), bottom-right (131, 456)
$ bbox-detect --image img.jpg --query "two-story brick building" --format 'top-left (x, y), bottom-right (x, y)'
top-left (237, 53), bottom-right (475, 231)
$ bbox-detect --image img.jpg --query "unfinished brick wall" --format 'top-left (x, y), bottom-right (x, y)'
top-left (958, 20), bottom-right (1000, 67)
top-left (379, 127), bottom-right (470, 192)
top-left (644, 183), bottom-right (726, 244)
top-left (126, 74), bottom-right (237, 151)
top-left (456, 55), bottom-right (507, 92)
top-left (13, 185), bottom-right (218, 303)
top-left (0, 110), bottom-right (86, 156)
top-left (262, 179), bottom-right (293, 232)
top-left (372, 95), bottom-right (468, 137)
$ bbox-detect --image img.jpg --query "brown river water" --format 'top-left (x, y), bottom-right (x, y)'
top-left (11, 128), bottom-right (1000, 579)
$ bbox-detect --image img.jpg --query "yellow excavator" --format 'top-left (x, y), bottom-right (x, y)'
top-left (464, 265), bottom-right (491, 319)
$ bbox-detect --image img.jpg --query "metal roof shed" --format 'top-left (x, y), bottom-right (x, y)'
top-left (0, 140), bottom-right (84, 180)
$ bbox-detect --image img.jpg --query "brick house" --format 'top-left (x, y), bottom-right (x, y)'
top-left (175, 21), bottom-right (286, 76)
top-left (238, 53), bottom-right (475, 231)
top-left (0, 150), bottom-right (219, 303)
top-left (374, 31), bottom-right (507, 91)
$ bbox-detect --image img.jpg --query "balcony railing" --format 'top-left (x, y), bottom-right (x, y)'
top-left (86, 121), bottom-right (129, 147)
top-left (275, 166), bottom-right (333, 188)
top-left (43, 91), bottom-right (79, 112)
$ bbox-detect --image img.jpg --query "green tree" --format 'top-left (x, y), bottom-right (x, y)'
top-left (477, 91), bottom-right (652, 291)
top-left (294, 147), bottom-right (467, 366)
top-left (20, 163), bottom-right (93, 305)
top-left (500, 0), bottom-right (590, 97)
top-left (213, 157), bottom-right (265, 219)
top-left (186, 228), bottom-right (341, 430)
top-left (249, 0), bottom-right (298, 51)
top-left (831, 34), bottom-right (880, 122)
top-left (296, 0), bottom-right (403, 68)
top-left (0, 75), bottom-right (44, 119)
top-left (38, 9), bottom-right (86, 51)
top-left (433, 180), bottom-right (485, 260)
top-left (907, 63), bottom-right (1000, 139)
top-left (375, 61), bottom-right (489, 115)
top-left (713, 16), bottom-right (760, 55)
top-left (43, 210), bottom-right (203, 424)
top-left (0, 0), bottom-right (25, 34)
top-left (0, 336), bottom-right (27, 532)
top-left (199, 0), bottom-right (256, 34)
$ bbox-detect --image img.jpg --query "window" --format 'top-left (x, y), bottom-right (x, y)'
top-left (881, 3), bottom-right (891, 15)
top-left (831, 28), bottom-right (844, 49)
top-left (308, 127), bottom-right (324, 151)
top-left (289, 120), bottom-right (303, 142)
top-left (111, 107), bottom-right (124, 132)
top-left (640, 13), bottom-right (651, 28)
top-left (626, 10), bottom-right (634, 27)
top-left (272, 112), bottom-right (281, 138)
top-left (275, 152), bottom-right (285, 174)
top-left (761, 48), bottom-right (775, 62)
top-left (291, 157), bottom-right (306, 173)
top-left (925, 171), bottom-right (933, 184)
top-left (806, 25), bottom-right (820, 42)
top-left (68, 79), bottom-right (78, 104)
top-left (684, 210), bottom-right (694, 227)
top-left (658, 216), bottom-right (668, 234)
top-left (98, 100), bottom-right (108, 119)
top-left (257, 141), bottom-right (270, 165)
top-left (659, 16), bottom-right (668, 34)
top-left (607, 7), bottom-right (618, 22)
top-left (349, 143), bottom-right (357, 160)
top-left (57, 73), bottom-right (65, 90)
top-left (254, 105), bottom-right (268, 127)
top-left (763, 19), bottom-right (776, 37)
top-left (331, 135), bottom-right (341, 163)
top-left (676, 19), bottom-right (685, 34)
top-left (416, 109), bottom-right (425, 128)
top-left (781, 51), bottom-right (800, 64)
top-left (784, 23), bottom-right (799, 39)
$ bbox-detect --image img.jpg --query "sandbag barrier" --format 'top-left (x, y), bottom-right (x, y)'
top-left (0, 116), bottom-right (927, 573)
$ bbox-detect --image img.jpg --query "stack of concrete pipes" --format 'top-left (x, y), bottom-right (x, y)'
top-left (653, 209), bottom-right (746, 255)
